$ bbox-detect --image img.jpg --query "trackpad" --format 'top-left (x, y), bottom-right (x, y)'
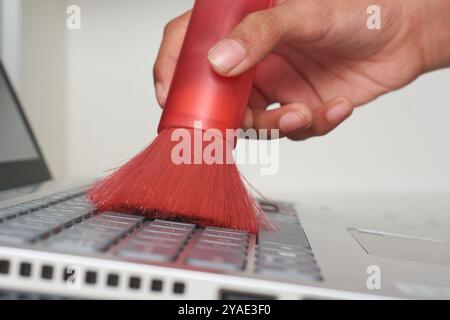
top-left (349, 228), bottom-right (450, 266)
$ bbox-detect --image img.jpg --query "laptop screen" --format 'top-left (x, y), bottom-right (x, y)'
top-left (0, 68), bottom-right (39, 163)
top-left (0, 62), bottom-right (51, 191)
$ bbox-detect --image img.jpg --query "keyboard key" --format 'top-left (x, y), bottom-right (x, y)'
top-left (203, 227), bottom-right (248, 239)
top-left (259, 227), bottom-right (309, 248)
top-left (187, 247), bottom-right (246, 271)
top-left (84, 217), bottom-right (136, 229)
top-left (31, 213), bottom-right (79, 227)
top-left (6, 221), bottom-right (53, 233)
top-left (195, 241), bottom-right (246, 253)
top-left (259, 242), bottom-right (311, 254)
top-left (258, 254), bottom-right (317, 267)
top-left (143, 225), bottom-right (191, 236)
top-left (186, 227), bottom-right (248, 271)
top-left (135, 231), bottom-right (185, 243)
top-left (128, 237), bottom-right (180, 247)
top-left (47, 239), bottom-right (108, 254)
top-left (0, 225), bottom-right (43, 243)
top-left (116, 243), bottom-right (180, 262)
top-left (18, 216), bottom-right (62, 228)
top-left (198, 234), bottom-right (247, 247)
top-left (140, 228), bottom-right (191, 243)
top-left (75, 223), bottom-right (127, 235)
top-left (256, 265), bottom-right (322, 281)
top-left (152, 219), bottom-right (196, 231)
top-left (99, 212), bottom-right (144, 222)
top-left (60, 229), bottom-right (116, 242)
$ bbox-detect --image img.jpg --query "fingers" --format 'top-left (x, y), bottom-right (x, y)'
top-left (253, 103), bottom-right (313, 136)
top-left (207, 0), bottom-right (330, 77)
top-left (285, 98), bottom-right (354, 140)
top-left (248, 97), bottom-right (354, 140)
top-left (153, 11), bottom-right (191, 107)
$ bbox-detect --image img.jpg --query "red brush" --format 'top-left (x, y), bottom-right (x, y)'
top-left (88, 0), bottom-right (273, 233)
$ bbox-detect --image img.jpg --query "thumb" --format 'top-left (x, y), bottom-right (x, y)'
top-left (207, 7), bottom-right (287, 77)
top-left (207, 1), bottom-right (326, 77)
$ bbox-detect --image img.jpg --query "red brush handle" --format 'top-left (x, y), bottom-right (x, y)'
top-left (158, 0), bottom-right (272, 139)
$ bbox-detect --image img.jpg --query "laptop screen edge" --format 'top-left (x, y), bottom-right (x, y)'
top-left (0, 61), bottom-right (52, 190)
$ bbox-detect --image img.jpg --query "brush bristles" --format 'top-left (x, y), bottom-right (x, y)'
top-left (88, 128), bottom-right (272, 233)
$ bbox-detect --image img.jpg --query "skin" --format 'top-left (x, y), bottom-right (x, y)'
top-left (153, 0), bottom-right (450, 140)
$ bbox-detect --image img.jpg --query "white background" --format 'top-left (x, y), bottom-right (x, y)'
top-left (2, 0), bottom-right (450, 195)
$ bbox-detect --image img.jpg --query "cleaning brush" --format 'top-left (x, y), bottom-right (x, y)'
top-left (88, 0), bottom-right (274, 233)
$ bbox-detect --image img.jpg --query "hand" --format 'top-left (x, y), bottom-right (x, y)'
top-left (154, 0), bottom-right (450, 140)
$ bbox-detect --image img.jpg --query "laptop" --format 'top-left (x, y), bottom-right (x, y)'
top-left (0, 60), bottom-right (449, 300)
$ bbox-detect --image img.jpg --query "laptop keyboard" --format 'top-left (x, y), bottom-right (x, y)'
top-left (0, 188), bottom-right (322, 282)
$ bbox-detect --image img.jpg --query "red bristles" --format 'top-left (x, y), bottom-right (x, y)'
top-left (88, 128), bottom-right (272, 233)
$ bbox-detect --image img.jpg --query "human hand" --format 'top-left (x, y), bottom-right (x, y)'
top-left (154, 0), bottom-right (450, 140)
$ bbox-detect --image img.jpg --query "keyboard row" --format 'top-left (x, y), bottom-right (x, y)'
top-left (0, 188), bottom-right (86, 222)
top-left (0, 195), bottom-right (94, 244)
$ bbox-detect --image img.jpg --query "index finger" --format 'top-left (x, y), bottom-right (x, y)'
top-left (153, 11), bottom-right (191, 107)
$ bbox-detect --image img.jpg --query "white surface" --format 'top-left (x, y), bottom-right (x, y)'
top-left (0, 0), bottom-right (22, 89)
top-left (4, 0), bottom-right (450, 193)
top-left (1, 0), bottom-right (68, 177)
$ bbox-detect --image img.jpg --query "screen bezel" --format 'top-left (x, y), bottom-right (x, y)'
top-left (0, 61), bottom-right (51, 191)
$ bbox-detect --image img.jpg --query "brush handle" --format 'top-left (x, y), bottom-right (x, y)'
top-left (158, 0), bottom-right (273, 139)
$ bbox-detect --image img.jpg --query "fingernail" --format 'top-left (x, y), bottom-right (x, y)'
top-left (279, 112), bottom-right (310, 133)
top-left (326, 100), bottom-right (353, 122)
top-left (155, 82), bottom-right (166, 106)
top-left (208, 39), bottom-right (246, 73)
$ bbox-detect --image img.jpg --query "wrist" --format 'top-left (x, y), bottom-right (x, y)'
top-left (418, 0), bottom-right (450, 72)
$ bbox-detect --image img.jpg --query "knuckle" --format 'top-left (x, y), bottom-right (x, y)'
top-left (239, 11), bottom-right (280, 47)
top-left (163, 18), bottom-right (177, 36)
